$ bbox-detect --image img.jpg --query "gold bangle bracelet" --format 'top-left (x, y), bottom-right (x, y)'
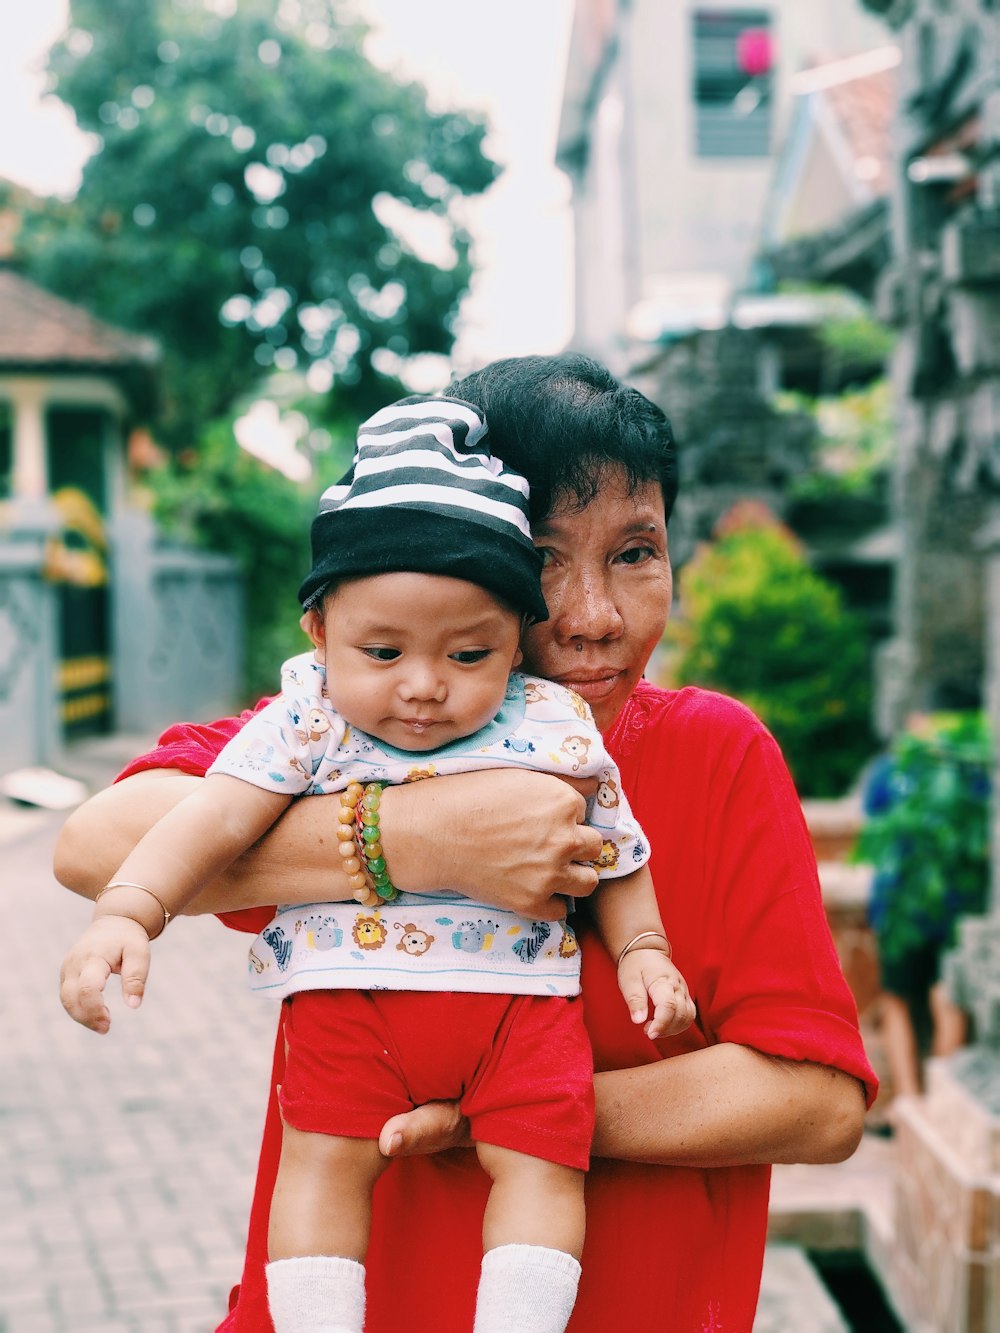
top-left (616, 930), bottom-right (672, 969)
top-left (94, 881), bottom-right (172, 941)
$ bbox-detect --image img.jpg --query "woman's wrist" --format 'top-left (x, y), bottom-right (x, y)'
top-left (335, 782), bottom-right (401, 907)
top-left (376, 782), bottom-right (465, 895)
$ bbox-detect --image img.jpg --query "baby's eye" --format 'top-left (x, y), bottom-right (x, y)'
top-left (361, 646), bottom-right (400, 661)
top-left (450, 649), bottom-right (491, 665)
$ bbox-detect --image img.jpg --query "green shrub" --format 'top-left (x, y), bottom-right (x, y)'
top-left (853, 713), bottom-right (991, 965)
top-left (665, 506), bottom-right (874, 795)
top-left (149, 416), bottom-right (351, 701)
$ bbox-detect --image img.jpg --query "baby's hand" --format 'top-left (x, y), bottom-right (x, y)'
top-left (617, 945), bottom-right (696, 1040)
top-left (59, 916), bottom-right (151, 1034)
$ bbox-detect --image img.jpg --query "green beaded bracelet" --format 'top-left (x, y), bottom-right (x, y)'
top-left (355, 782), bottom-right (400, 902)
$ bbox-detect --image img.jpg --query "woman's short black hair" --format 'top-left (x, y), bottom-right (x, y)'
top-left (448, 352), bottom-right (678, 525)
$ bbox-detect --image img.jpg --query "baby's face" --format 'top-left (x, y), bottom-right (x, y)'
top-left (305, 572), bottom-right (523, 752)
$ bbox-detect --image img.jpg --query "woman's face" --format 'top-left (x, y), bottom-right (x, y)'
top-left (520, 470), bottom-right (672, 733)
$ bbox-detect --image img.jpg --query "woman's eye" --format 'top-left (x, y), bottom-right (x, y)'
top-left (450, 649), bottom-right (491, 664)
top-left (361, 646), bottom-right (400, 661)
top-left (617, 545), bottom-right (654, 566)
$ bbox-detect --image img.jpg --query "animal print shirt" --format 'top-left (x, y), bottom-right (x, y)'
top-left (208, 652), bottom-right (649, 998)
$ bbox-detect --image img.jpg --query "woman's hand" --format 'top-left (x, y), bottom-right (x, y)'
top-left (378, 1101), bottom-right (472, 1158)
top-left (380, 769), bottom-right (604, 921)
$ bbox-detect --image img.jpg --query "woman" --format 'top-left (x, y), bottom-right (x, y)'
top-left (56, 354), bottom-right (876, 1332)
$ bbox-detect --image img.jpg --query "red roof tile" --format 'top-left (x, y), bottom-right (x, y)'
top-left (0, 268), bottom-right (159, 369)
top-left (823, 64), bottom-right (897, 197)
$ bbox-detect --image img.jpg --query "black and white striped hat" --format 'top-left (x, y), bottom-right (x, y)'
top-left (298, 395), bottom-right (548, 622)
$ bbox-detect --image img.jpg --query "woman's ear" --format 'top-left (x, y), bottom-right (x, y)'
top-left (300, 607), bottom-right (327, 659)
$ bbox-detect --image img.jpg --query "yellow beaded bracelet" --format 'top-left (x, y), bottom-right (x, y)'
top-left (337, 782), bottom-right (399, 907)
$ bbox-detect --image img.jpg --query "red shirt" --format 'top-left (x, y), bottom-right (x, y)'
top-left (119, 682), bottom-right (877, 1333)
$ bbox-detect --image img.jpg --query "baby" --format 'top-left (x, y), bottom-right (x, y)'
top-left (60, 396), bottom-right (694, 1333)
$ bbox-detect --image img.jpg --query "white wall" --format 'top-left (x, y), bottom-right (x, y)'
top-left (567, 0), bottom-right (890, 356)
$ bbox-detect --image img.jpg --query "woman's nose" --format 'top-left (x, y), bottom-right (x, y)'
top-left (549, 567), bottom-right (624, 643)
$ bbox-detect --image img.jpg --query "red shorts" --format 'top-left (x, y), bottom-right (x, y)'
top-left (279, 989), bottom-right (594, 1170)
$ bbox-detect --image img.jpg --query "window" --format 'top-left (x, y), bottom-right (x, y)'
top-left (693, 9), bottom-right (773, 158)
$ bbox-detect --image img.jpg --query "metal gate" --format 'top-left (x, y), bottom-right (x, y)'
top-left (45, 408), bottom-right (113, 740)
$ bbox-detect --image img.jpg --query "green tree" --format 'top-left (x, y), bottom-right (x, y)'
top-left (20, 0), bottom-right (496, 446)
top-left (665, 506), bottom-right (874, 795)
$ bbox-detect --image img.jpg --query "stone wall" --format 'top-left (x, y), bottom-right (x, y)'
top-left (111, 510), bottom-right (244, 736)
top-left (0, 507), bottom-right (60, 772)
top-left (636, 326), bottom-right (818, 567)
top-left (859, 1), bottom-right (1000, 1327)
top-left (868, 0), bottom-right (999, 730)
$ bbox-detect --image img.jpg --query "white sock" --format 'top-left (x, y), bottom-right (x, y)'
top-left (473, 1244), bottom-right (582, 1333)
top-left (265, 1254), bottom-right (366, 1333)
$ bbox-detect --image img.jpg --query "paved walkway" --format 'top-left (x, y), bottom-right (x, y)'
top-left (2, 738), bottom-right (276, 1333)
top-left (0, 736), bottom-right (897, 1333)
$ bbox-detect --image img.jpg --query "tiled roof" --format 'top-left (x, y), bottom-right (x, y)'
top-left (822, 62), bottom-right (897, 197)
top-left (0, 267), bottom-right (159, 369)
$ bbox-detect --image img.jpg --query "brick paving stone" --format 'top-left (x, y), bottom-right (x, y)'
top-left (6, 1312), bottom-right (57, 1333)
top-left (2, 783), bottom-right (274, 1333)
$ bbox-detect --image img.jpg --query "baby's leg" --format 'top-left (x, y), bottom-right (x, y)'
top-left (473, 1142), bottom-right (585, 1333)
top-left (266, 1125), bottom-right (390, 1333)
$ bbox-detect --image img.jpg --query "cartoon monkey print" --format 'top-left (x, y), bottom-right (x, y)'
top-left (394, 922), bottom-right (435, 956)
top-left (560, 735), bottom-right (592, 771)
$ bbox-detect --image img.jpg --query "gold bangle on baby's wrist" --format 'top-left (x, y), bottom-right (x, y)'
top-left (93, 881), bottom-right (172, 940)
top-left (616, 931), bottom-right (672, 969)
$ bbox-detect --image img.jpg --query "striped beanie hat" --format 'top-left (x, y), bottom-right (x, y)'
top-left (298, 395), bottom-right (548, 622)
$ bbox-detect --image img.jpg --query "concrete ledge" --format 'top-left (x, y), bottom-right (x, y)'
top-left (768, 1133), bottom-right (903, 1324)
top-left (754, 1245), bottom-right (850, 1332)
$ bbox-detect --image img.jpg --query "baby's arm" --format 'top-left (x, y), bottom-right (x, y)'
top-left (593, 865), bottom-right (696, 1040)
top-left (59, 775), bottom-right (291, 1033)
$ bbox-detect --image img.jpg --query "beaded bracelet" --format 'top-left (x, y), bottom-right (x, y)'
top-left (336, 781), bottom-right (399, 907)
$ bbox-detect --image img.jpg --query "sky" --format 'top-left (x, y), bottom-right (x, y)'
top-left (0, 0), bottom-right (576, 369)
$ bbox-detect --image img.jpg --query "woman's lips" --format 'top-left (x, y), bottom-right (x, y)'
top-left (552, 672), bottom-right (622, 702)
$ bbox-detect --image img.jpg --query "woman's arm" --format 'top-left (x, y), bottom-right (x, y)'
top-left (591, 1043), bottom-right (866, 1166)
top-left (54, 767), bottom-right (605, 918)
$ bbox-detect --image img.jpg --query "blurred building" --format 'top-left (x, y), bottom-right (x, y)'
top-left (0, 232), bottom-right (243, 778)
top-left (557, 0), bottom-right (891, 369)
top-left (760, 46), bottom-right (897, 300)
